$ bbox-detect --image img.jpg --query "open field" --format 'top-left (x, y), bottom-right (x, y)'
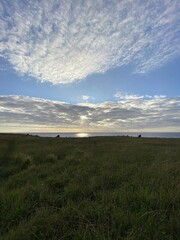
top-left (0, 134), bottom-right (180, 240)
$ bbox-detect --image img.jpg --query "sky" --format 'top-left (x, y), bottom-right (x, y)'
top-left (0, 0), bottom-right (180, 132)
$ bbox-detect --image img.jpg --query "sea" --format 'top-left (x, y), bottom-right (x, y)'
top-left (29, 132), bottom-right (180, 138)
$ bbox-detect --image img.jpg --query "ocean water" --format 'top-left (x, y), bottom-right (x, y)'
top-left (30, 132), bottom-right (180, 138)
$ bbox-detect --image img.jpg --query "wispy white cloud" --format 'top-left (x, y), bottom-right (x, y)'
top-left (0, 0), bottom-right (179, 84)
top-left (0, 95), bottom-right (179, 132)
top-left (82, 95), bottom-right (94, 103)
top-left (114, 92), bottom-right (167, 101)
top-left (82, 95), bottom-right (90, 102)
top-left (114, 92), bottom-right (144, 101)
top-left (153, 95), bottom-right (167, 100)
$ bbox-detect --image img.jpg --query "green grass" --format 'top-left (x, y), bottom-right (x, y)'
top-left (0, 133), bottom-right (179, 240)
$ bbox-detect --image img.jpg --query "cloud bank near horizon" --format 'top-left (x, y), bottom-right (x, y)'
top-left (0, 95), bottom-right (179, 132)
top-left (0, 0), bottom-right (180, 84)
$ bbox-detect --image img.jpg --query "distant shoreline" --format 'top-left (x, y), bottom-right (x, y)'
top-left (0, 132), bottom-right (180, 138)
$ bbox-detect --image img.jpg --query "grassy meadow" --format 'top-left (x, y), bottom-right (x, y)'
top-left (0, 133), bottom-right (179, 240)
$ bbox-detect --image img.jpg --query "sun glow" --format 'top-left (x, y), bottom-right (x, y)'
top-left (80, 115), bottom-right (88, 121)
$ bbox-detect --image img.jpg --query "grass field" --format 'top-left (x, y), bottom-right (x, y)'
top-left (0, 133), bottom-right (179, 240)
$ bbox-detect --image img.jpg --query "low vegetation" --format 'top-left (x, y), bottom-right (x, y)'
top-left (0, 133), bottom-right (179, 240)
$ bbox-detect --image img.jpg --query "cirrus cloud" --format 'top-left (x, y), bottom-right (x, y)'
top-left (0, 0), bottom-right (180, 84)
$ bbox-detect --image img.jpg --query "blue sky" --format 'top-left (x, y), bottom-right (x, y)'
top-left (0, 0), bottom-right (180, 132)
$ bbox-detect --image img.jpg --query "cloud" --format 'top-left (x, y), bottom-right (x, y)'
top-left (114, 92), bottom-right (144, 101)
top-left (114, 92), bottom-right (167, 101)
top-left (0, 95), bottom-right (179, 132)
top-left (0, 0), bottom-right (179, 84)
top-left (82, 95), bottom-right (94, 103)
top-left (82, 95), bottom-right (90, 102)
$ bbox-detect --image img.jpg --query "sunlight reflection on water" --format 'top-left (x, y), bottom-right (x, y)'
top-left (75, 133), bottom-right (89, 137)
